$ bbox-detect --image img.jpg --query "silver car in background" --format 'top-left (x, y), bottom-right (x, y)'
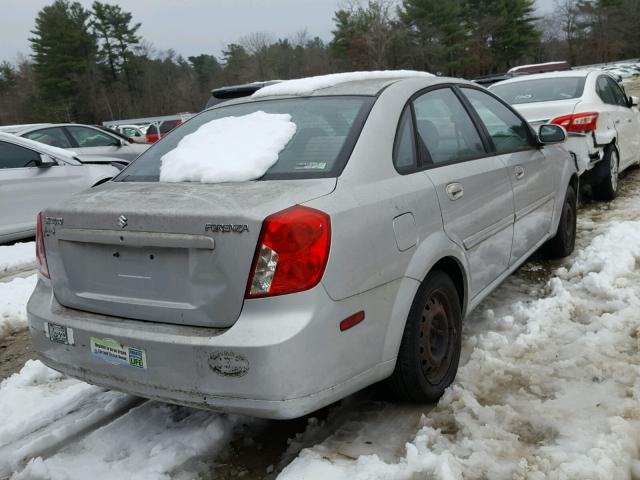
top-left (0, 133), bottom-right (120, 243)
top-left (28, 74), bottom-right (577, 419)
top-left (0, 123), bottom-right (149, 162)
top-left (490, 70), bottom-right (640, 200)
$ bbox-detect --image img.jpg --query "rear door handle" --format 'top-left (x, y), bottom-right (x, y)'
top-left (514, 166), bottom-right (525, 180)
top-left (445, 182), bottom-right (464, 201)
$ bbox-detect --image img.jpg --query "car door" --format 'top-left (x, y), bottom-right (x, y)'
top-left (65, 125), bottom-right (134, 160)
top-left (415, 87), bottom-right (515, 299)
top-left (0, 141), bottom-right (83, 240)
top-left (460, 87), bottom-right (555, 265)
top-left (606, 76), bottom-right (640, 168)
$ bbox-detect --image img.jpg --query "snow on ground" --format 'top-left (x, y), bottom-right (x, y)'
top-left (0, 275), bottom-right (37, 340)
top-left (1, 360), bottom-right (249, 480)
top-left (0, 241), bottom-right (35, 276)
top-left (278, 220), bottom-right (640, 479)
top-left (252, 70), bottom-right (434, 98)
top-left (13, 401), bottom-right (244, 480)
top-left (0, 360), bottom-right (134, 477)
top-left (159, 111), bottom-right (296, 183)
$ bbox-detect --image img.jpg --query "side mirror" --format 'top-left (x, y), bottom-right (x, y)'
top-left (537, 124), bottom-right (566, 145)
top-left (37, 153), bottom-right (57, 168)
top-left (629, 95), bottom-right (639, 107)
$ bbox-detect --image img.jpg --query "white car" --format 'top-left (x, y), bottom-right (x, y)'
top-left (0, 123), bottom-right (149, 162)
top-left (0, 132), bottom-right (120, 243)
top-left (491, 70), bottom-right (640, 199)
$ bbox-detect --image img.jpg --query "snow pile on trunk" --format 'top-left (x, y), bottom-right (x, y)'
top-left (0, 242), bottom-right (35, 276)
top-left (159, 111), bottom-right (296, 183)
top-left (279, 220), bottom-right (640, 479)
top-left (252, 70), bottom-right (434, 98)
top-left (0, 275), bottom-right (36, 339)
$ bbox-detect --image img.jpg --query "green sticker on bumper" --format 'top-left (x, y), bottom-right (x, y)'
top-left (90, 337), bottom-right (147, 369)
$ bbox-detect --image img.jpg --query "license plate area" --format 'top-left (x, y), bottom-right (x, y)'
top-left (45, 322), bottom-right (75, 345)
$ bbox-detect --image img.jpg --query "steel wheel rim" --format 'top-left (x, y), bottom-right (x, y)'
top-left (419, 289), bottom-right (455, 385)
top-left (611, 152), bottom-right (619, 192)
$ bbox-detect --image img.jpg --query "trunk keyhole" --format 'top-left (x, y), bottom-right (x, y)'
top-left (113, 252), bottom-right (120, 258)
top-left (149, 254), bottom-right (155, 260)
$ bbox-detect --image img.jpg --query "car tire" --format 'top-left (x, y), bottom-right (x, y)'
top-left (593, 146), bottom-right (619, 201)
top-left (386, 270), bottom-right (462, 403)
top-left (543, 184), bottom-right (577, 259)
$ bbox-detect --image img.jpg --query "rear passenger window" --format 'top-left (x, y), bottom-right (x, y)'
top-left (23, 127), bottom-right (72, 148)
top-left (462, 88), bottom-right (533, 154)
top-left (597, 77), bottom-right (618, 105)
top-left (412, 88), bottom-right (485, 164)
top-left (606, 77), bottom-right (629, 107)
top-left (393, 106), bottom-right (417, 173)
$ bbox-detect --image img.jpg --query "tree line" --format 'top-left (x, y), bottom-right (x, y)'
top-left (0, 0), bottom-right (638, 125)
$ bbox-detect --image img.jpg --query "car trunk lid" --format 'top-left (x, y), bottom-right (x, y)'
top-left (44, 179), bottom-right (335, 328)
top-left (513, 99), bottom-right (583, 126)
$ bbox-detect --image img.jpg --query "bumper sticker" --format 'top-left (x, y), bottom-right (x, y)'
top-left (90, 337), bottom-right (147, 369)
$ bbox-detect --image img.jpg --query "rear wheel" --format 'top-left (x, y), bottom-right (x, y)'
top-left (593, 146), bottom-right (619, 201)
top-left (386, 270), bottom-right (462, 403)
top-left (543, 185), bottom-right (576, 259)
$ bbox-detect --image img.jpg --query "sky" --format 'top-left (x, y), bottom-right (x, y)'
top-left (0, 0), bottom-right (557, 64)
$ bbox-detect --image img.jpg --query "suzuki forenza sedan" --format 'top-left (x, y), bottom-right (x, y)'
top-left (28, 72), bottom-right (577, 419)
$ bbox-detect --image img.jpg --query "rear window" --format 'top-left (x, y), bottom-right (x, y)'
top-left (491, 77), bottom-right (586, 105)
top-left (117, 96), bottom-right (374, 182)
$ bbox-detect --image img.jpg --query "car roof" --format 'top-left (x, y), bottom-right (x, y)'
top-left (6, 123), bottom-right (108, 135)
top-left (208, 73), bottom-right (469, 109)
top-left (0, 131), bottom-right (78, 160)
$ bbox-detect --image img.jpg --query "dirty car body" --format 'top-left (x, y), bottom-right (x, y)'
top-left (28, 75), bottom-right (577, 419)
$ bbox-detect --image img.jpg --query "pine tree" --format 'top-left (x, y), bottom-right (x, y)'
top-left (30, 0), bottom-right (97, 120)
top-left (91, 2), bottom-right (141, 88)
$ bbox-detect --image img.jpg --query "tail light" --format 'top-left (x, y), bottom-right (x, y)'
top-left (246, 205), bottom-right (331, 298)
top-left (551, 112), bottom-right (599, 132)
top-left (35, 213), bottom-right (50, 278)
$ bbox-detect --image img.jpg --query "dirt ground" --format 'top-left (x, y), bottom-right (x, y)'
top-left (0, 328), bottom-right (36, 380)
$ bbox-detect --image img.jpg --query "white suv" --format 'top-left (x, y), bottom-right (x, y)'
top-left (491, 70), bottom-right (640, 199)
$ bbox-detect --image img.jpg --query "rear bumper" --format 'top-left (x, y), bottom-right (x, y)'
top-left (27, 278), bottom-right (405, 419)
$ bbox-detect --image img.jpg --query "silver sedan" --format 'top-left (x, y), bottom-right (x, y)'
top-left (28, 73), bottom-right (577, 418)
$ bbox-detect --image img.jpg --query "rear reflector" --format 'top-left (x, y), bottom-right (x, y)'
top-left (551, 112), bottom-right (599, 132)
top-left (340, 311), bottom-right (365, 331)
top-left (246, 205), bottom-right (331, 298)
top-left (35, 212), bottom-right (50, 278)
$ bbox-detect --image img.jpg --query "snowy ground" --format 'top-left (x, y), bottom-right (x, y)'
top-left (0, 241), bottom-right (35, 277)
top-left (1, 170), bottom-right (640, 479)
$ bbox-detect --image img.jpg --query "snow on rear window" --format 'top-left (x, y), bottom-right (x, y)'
top-left (252, 70), bottom-right (433, 98)
top-left (159, 111), bottom-right (296, 183)
top-left (117, 97), bottom-right (373, 182)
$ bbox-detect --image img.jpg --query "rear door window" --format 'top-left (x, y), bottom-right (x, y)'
top-left (605, 77), bottom-right (629, 107)
top-left (67, 126), bottom-right (119, 147)
top-left (412, 87), bottom-right (486, 165)
top-left (597, 76), bottom-right (618, 105)
top-left (0, 141), bottom-right (41, 169)
top-left (461, 88), bottom-right (533, 154)
top-left (23, 127), bottom-right (72, 148)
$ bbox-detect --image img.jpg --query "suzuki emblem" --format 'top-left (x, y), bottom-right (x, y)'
top-left (118, 215), bottom-right (128, 229)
